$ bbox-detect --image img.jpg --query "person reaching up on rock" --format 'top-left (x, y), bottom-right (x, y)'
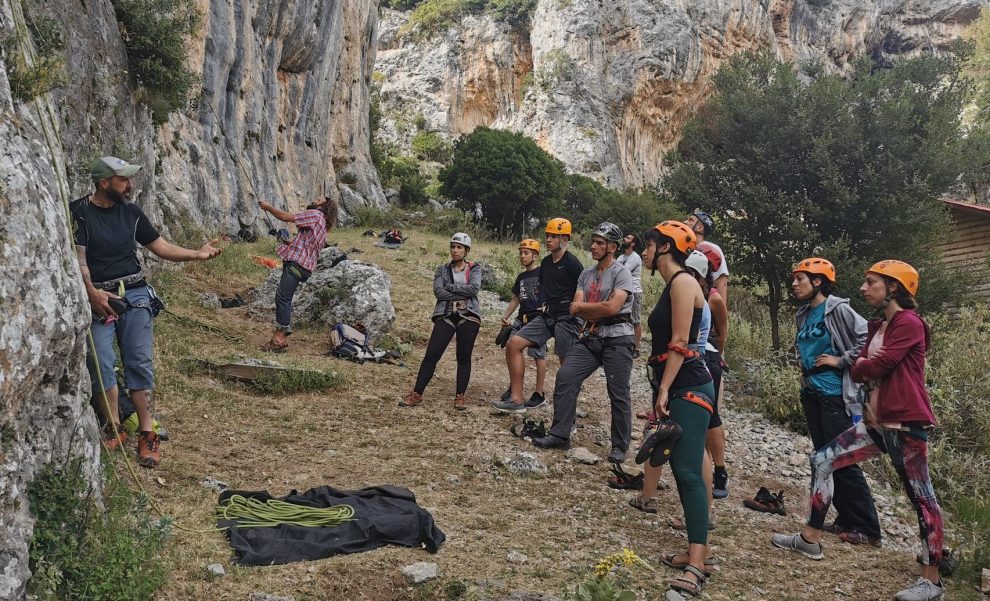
top-left (493, 218), bottom-right (584, 413)
top-left (527, 223), bottom-right (635, 463)
top-left (73, 156), bottom-right (222, 468)
top-left (788, 257), bottom-right (881, 545)
top-left (401, 233), bottom-right (482, 410)
top-left (616, 233), bottom-right (645, 355)
top-left (259, 195), bottom-right (337, 352)
top-left (496, 239), bottom-right (548, 409)
top-left (639, 222), bottom-right (715, 601)
top-left (772, 260), bottom-right (946, 601)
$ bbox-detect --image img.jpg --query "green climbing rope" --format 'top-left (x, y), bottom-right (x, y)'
top-left (217, 494), bottom-right (355, 528)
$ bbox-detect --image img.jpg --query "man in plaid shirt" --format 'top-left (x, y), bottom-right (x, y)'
top-left (259, 196), bottom-right (338, 351)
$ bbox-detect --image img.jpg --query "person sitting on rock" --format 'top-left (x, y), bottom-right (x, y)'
top-left (400, 233), bottom-right (482, 410)
top-left (492, 218), bottom-right (584, 413)
top-left (496, 238), bottom-right (548, 409)
top-left (73, 156), bottom-right (222, 468)
top-left (258, 195), bottom-right (337, 352)
top-left (529, 222), bottom-right (636, 465)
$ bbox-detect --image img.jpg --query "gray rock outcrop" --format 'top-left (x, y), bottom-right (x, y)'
top-left (251, 247), bottom-right (396, 342)
top-left (375, 0), bottom-right (983, 188)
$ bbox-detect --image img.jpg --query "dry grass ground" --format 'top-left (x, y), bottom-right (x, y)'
top-left (121, 227), bottom-right (944, 601)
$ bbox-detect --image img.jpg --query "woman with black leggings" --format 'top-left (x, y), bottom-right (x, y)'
top-left (400, 233), bottom-right (482, 410)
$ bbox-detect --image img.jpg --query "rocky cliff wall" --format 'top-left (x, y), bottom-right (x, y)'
top-left (376, 0), bottom-right (986, 189)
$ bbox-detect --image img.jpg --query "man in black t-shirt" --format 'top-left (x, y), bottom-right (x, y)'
top-left (493, 218), bottom-right (583, 413)
top-left (72, 156), bottom-right (222, 468)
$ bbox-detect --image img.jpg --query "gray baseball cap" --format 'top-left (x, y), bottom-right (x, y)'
top-left (90, 156), bottom-right (141, 182)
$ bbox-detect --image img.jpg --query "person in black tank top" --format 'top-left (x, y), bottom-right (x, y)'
top-left (634, 222), bottom-right (716, 599)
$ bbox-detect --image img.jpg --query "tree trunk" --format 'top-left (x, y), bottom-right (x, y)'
top-left (768, 275), bottom-right (782, 350)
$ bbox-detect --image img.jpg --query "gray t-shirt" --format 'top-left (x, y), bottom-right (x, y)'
top-left (616, 251), bottom-right (643, 294)
top-left (577, 261), bottom-right (635, 338)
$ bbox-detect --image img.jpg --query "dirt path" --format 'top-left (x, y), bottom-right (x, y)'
top-left (141, 228), bottom-right (927, 601)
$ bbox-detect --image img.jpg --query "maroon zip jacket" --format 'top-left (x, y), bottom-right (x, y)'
top-left (850, 309), bottom-right (936, 426)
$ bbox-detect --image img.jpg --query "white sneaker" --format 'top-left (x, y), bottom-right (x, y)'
top-left (895, 577), bottom-right (944, 601)
top-left (771, 532), bottom-right (824, 560)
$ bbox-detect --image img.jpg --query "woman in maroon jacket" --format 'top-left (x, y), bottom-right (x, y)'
top-left (771, 260), bottom-right (945, 601)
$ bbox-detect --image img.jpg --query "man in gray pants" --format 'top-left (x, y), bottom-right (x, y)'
top-left (532, 223), bottom-right (635, 464)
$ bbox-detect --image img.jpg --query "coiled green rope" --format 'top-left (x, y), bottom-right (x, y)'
top-left (217, 494), bottom-right (355, 528)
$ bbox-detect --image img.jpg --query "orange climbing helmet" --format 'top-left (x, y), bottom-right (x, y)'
top-left (519, 239), bottom-right (541, 253)
top-left (793, 257), bottom-right (836, 283)
top-left (867, 260), bottom-right (919, 296)
top-left (653, 221), bottom-right (697, 255)
top-left (545, 218), bottom-right (572, 236)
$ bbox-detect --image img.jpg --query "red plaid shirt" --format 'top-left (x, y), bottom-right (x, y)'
top-left (276, 209), bottom-right (326, 272)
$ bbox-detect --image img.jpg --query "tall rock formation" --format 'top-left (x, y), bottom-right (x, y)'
top-left (0, 0), bottom-right (381, 596)
top-left (375, 0), bottom-right (986, 188)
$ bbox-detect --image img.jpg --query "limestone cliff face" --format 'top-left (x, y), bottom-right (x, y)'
top-left (375, 0), bottom-right (985, 188)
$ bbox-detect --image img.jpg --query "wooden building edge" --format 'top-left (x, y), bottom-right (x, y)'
top-left (939, 199), bottom-right (990, 305)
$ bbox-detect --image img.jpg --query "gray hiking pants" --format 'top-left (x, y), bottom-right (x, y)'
top-left (548, 334), bottom-right (635, 452)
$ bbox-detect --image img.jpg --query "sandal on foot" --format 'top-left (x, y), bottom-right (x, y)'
top-left (668, 514), bottom-right (716, 531)
top-left (262, 341), bottom-right (288, 353)
top-left (628, 495), bottom-right (658, 514)
top-left (659, 553), bottom-right (716, 576)
top-left (667, 565), bottom-right (707, 599)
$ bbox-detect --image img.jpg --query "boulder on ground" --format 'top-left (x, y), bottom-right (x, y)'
top-left (401, 562), bottom-right (439, 584)
top-left (251, 247), bottom-right (395, 342)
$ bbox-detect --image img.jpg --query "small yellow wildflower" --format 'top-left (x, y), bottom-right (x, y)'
top-left (593, 548), bottom-right (655, 578)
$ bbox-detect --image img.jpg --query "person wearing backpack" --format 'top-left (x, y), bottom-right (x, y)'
top-left (400, 233), bottom-right (482, 410)
top-left (496, 239), bottom-right (548, 408)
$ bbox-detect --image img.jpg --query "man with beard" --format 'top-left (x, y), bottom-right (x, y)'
top-left (616, 233), bottom-right (644, 355)
top-left (259, 194), bottom-right (337, 352)
top-left (531, 222), bottom-right (635, 464)
top-left (72, 156), bottom-right (222, 467)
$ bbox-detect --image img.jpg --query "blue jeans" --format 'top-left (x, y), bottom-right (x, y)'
top-left (87, 285), bottom-right (155, 391)
top-left (275, 262), bottom-right (310, 334)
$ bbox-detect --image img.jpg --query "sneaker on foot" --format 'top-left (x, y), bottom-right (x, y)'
top-left (712, 469), bottom-right (729, 499)
top-left (500, 388), bottom-right (511, 402)
top-left (770, 532), bottom-right (824, 560)
top-left (607, 447), bottom-right (626, 464)
top-left (454, 393), bottom-right (467, 411)
top-left (399, 390), bottom-right (423, 407)
top-left (532, 434), bottom-right (570, 449)
top-left (136, 431), bottom-right (161, 468)
top-left (524, 392), bottom-right (546, 409)
top-left (895, 577), bottom-right (944, 601)
top-left (102, 424), bottom-right (128, 451)
top-left (491, 399), bottom-right (527, 414)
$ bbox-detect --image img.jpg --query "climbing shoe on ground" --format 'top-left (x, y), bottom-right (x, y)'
top-left (137, 431), bottom-right (161, 468)
top-left (510, 418), bottom-right (548, 441)
top-left (743, 487), bottom-right (786, 515)
top-left (607, 447), bottom-right (626, 464)
top-left (492, 399), bottom-right (527, 414)
top-left (608, 464), bottom-right (644, 490)
top-left (532, 434), bottom-right (570, 450)
top-left (399, 390), bottom-right (423, 407)
top-left (454, 393), bottom-right (467, 411)
top-left (524, 392), bottom-right (546, 409)
top-left (712, 469), bottom-right (729, 499)
top-left (895, 577), bottom-right (944, 601)
top-left (102, 424), bottom-right (128, 451)
top-left (771, 533), bottom-right (824, 560)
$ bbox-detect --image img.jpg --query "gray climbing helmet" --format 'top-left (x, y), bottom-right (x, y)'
top-left (591, 222), bottom-right (623, 244)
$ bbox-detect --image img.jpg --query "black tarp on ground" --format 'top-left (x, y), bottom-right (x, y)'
top-left (218, 485), bottom-right (445, 565)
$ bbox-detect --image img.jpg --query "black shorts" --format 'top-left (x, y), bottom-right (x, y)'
top-left (705, 349), bottom-right (724, 429)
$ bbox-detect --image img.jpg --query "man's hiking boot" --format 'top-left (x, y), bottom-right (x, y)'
top-left (399, 391), bottom-right (423, 407)
top-left (102, 424), bottom-right (128, 451)
top-left (895, 577), bottom-right (944, 601)
top-left (607, 447), bottom-right (626, 464)
top-left (743, 487), bottom-right (786, 515)
top-left (770, 533), bottom-right (824, 560)
top-left (491, 399), bottom-right (527, 414)
top-left (838, 531), bottom-right (882, 547)
top-left (532, 434), bottom-right (569, 450)
top-left (712, 469), bottom-right (729, 499)
top-left (454, 393), bottom-right (467, 411)
top-left (137, 431), bottom-right (161, 468)
top-left (524, 392), bottom-right (546, 409)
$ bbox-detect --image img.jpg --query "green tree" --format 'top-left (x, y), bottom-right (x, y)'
top-left (665, 52), bottom-right (979, 347)
top-left (439, 127), bottom-right (566, 237)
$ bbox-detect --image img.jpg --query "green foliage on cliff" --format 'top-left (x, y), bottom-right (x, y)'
top-left (440, 127), bottom-right (566, 237)
top-left (1, 15), bottom-right (66, 103)
top-left (411, 131), bottom-right (452, 163)
top-left (664, 51), bottom-right (987, 347)
top-left (111, 0), bottom-right (199, 124)
top-left (406, 0), bottom-right (535, 36)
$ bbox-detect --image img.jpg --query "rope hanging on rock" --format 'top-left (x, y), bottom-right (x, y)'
top-left (217, 494), bottom-right (355, 528)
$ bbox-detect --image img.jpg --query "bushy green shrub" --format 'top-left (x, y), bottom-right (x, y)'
top-left (1, 16), bottom-right (66, 103)
top-left (535, 47), bottom-right (576, 90)
top-left (407, 0), bottom-right (534, 36)
top-left (375, 153), bottom-right (429, 205)
top-left (411, 131), bottom-right (453, 163)
top-left (28, 457), bottom-right (169, 600)
top-left (111, 0), bottom-right (199, 124)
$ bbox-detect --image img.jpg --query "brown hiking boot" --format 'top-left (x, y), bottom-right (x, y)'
top-left (454, 393), bottom-right (467, 410)
top-left (102, 424), bottom-right (128, 451)
top-left (136, 431), bottom-right (161, 468)
top-left (399, 390), bottom-right (423, 407)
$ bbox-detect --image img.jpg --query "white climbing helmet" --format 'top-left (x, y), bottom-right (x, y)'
top-left (685, 250), bottom-right (709, 278)
top-left (450, 232), bottom-right (472, 249)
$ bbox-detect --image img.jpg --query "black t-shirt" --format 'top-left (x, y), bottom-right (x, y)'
top-left (71, 196), bottom-right (160, 283)
top-left (512, 267), bottom-right (542, 319)
top-left (540, 250), bottom-right (584, 317)
top-left (648, 271), bottom-right (711, 389)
